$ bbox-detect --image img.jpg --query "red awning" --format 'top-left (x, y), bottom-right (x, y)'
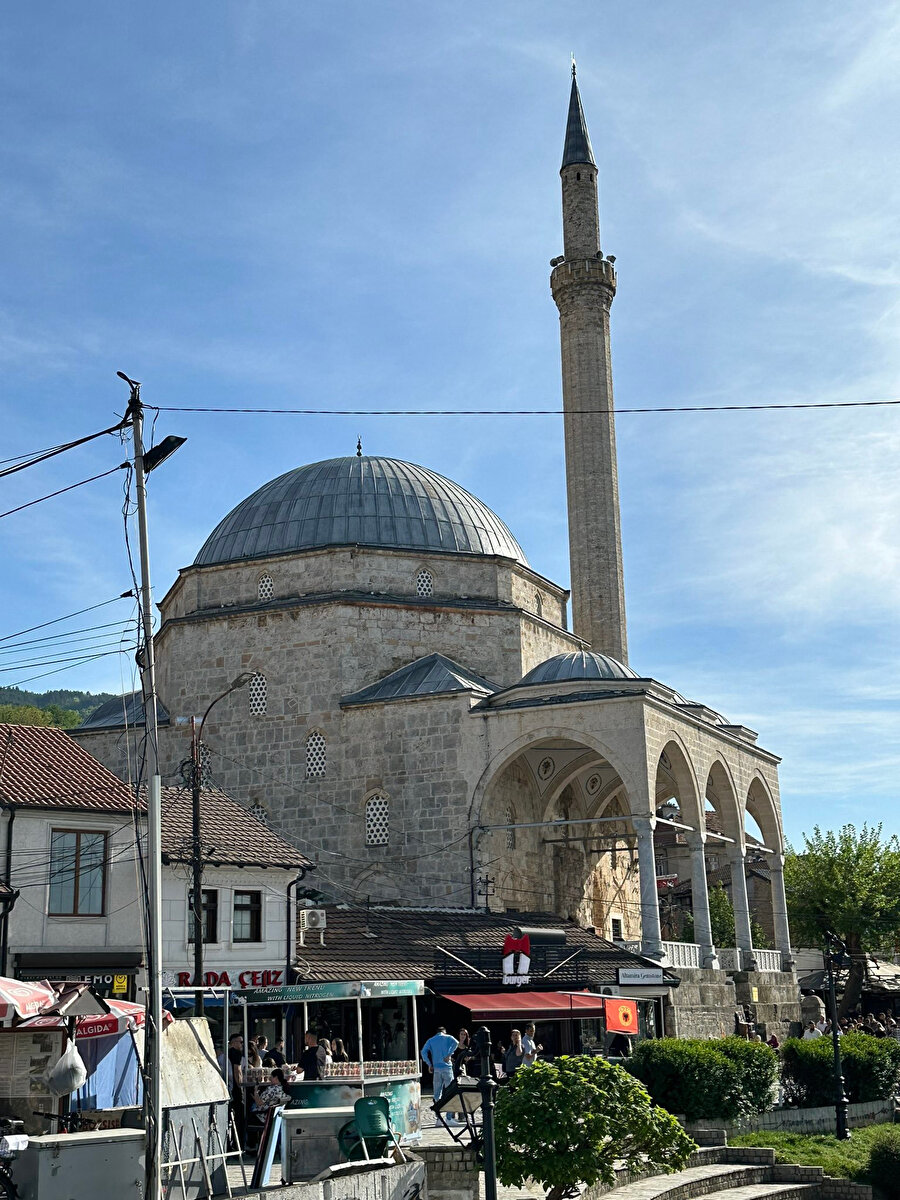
top-left (440, 991), bottom-right (607, 1020)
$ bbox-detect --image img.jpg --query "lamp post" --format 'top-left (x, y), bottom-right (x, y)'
top-left (120, 372), bottom-right (184, 1200)
top-left (824, 930), bottom-right (850, 1140)
top-left (191, 674), bottom-right (254, 1015)
top-left (475, 1026), bottom-right (498, 1200)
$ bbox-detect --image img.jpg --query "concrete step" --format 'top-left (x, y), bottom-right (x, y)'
top-left (702, 1187), bottom-right (816, 1200)
top-left (606, 1163), bottom-right (778, 1200)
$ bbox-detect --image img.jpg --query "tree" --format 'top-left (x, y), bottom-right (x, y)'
top-left (785, 824), bottom-right (900, 1014)
top-left (494, 1055), bottom-right (695, 1200)
top-left (0, 703), bottom-right (80, 728)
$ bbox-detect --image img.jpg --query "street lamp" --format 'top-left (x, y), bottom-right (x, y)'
top-left (191, 672), bottom-right (255, 1014)
top-left (824, 930), bottom-right (850, 1140)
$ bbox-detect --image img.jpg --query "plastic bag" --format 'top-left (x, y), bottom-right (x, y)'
top-left (46, 1042), bottom-right (88, 1096)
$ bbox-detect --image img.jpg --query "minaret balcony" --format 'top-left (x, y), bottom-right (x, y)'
top-left (551, 255), bottom-right (617, 293)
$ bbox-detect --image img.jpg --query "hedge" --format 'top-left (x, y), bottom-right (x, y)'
top-left (866, 1126), bottom-right (900, 1199)
top-left (781, 1032), bottom-right (900, 1107)
top-left (625, 1037), bottom-right (777, 1122)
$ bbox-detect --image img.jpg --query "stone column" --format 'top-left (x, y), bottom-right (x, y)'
top-left (687, 832), bottom-right (719, 969)
top-left (767, 852), bottom-right (795, 971)
top-left (729, 846), bottom-right (757, 971)
top-left (633, 816), bottom-right (664, 961)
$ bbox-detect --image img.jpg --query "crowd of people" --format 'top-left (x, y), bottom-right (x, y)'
top-left (419, 1024), bottom-right (544, 1124)
top-left (802, 1011), bottom-right (900, 1039)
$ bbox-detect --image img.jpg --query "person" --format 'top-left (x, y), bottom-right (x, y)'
top-left (803, 1021), bottom-right (822, 1040)
top-left (767, 1034), bottom-right (780, 1049)
top-left (247, 1039), bottom-right (262, 1069)
top-left (317, 1038), bottom-right (333, 1073)
top-left (256, 1034), bottom-right (269, 1060)
top-left (269, 1038), bottom-right (286, 1067)
top-left (254, 1068), bottom-right (291, 1110)
top-left (522, 1023), bottom-right (542, 1065)
top-left (421, 1025), bottom-right (459, 1109)
top-left (227, 1033), bottom-right (246, 1148)
top-left (332, 1038), bottom-right (350, 1063)
top-left (503, 1029), bottom-right (526, 1077)
top-left (299, 1030), bottom-right (321, 1080)
top-left (814, 1015), bottom-right (828, 1034)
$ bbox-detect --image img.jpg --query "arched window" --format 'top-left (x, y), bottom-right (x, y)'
top-left (534, 592), bottom-right (543, 618)
top-left (415, 569), bottom-right (434, 598)
top-left (257, 572), bottom-right (274, 602)
top-left (249, 672), bottom-right (267, 715)
top-left (505, 804), bottom-right (516, 851)
top-left (365, 793), bottom-right (389, 846)
top-left (306, 732), bottom-right (326, 778)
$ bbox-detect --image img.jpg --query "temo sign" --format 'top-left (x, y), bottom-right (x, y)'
top-left (175, 969), bottom-right (284, 987)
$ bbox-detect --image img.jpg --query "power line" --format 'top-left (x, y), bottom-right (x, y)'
top-left (0, 463), bottom-right (129, 521)
top-left (5, 648), bottom-right (133, 689)
top-left (0, 419), bottom-right (127, 480)
top-left (0, 620), bottom-right (137, 654)
top-left (155, 397), bottom-right (900, 417)
top-left (0, 594), bottom-right (134, 645)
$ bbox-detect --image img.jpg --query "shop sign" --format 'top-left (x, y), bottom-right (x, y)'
top-left (616, 967), bottom-right (664, 986)
top-left (173, 969), bottom-right (284, 988)
top-left (236, 979), bottom-right (425, 1004)
top-left (656, 875), bottom-right (678, 891)
top-left (501, 933), bottom-right (531, 986)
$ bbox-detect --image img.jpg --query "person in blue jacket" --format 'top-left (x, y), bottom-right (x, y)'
top-left (421, 1025), bottom-right (459, 1107)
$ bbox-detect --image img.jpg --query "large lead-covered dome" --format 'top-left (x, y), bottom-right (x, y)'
top-left (194, 456), bottom-right (529, 568)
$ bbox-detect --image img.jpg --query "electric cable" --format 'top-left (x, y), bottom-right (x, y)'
top-left (0, 463), bottom-right (129, 521)
top-left (0, 595), bottom-right (134, 644)
top-left (156, 397), bottom-right (900, 417)
top-left (0, 418), bottom-right (127, 479)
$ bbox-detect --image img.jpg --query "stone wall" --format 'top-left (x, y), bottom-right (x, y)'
top-left (663, 967), bottom-right (739, 1039)
top-left (731, 970), bottom-right (802, 1042)
top-left (413, 1145), bottom-right (479, 1200)
top-left (687, 1096), bottom-right (896, 1137)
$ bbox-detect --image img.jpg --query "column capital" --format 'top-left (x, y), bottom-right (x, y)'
top-left (630, 814), bottom-right (656, 833)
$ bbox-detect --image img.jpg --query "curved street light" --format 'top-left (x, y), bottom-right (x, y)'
top-left (191, 673), bottom-right (255, 1014)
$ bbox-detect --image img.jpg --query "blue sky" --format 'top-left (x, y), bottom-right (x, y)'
top-left (1, 2), bottom-right (898, 845)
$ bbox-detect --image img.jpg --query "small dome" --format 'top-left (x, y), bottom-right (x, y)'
top-left (194, 456), bottom-right (528, 568)
top-left (517, 650), bottom-right (639, 686)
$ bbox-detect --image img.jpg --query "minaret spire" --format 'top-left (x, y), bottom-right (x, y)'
top-left (551, 67), bottom-right (628, 662)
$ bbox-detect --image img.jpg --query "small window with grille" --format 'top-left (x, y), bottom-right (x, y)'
top-left (257, 572), bottom-right (274, 602)
top-left (504, 804), bottom-right (516, 851)
top-left (249, 672), bottom-right (267, 715)
top-left (306, 732), bottom-right (326, 778)
top-left (365, 793), bottom-right (389, 846)
top-left (248, 802), bottom-right (269, 826)
top-left (415, 569), bottom-right (434, 598)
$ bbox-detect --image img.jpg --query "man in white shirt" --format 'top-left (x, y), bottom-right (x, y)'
top-left (803, 1022), bottom-right (822, 1039)
top-left (522, 1022), bottom-right (542, 1065)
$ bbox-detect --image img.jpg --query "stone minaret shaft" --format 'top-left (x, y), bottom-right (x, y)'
top-left (551, 69), bottom-right (627, 662)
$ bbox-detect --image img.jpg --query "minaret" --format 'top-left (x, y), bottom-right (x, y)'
top-left (551, 66), bottom-right (628, 662)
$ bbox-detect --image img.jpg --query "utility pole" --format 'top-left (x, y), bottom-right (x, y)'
top-left (123, 373), bottom-right (165, 1200)
top-left (475, 1025), bottom-right (498, 1200)
top-left (825, 930), bottom-right (850, 1140)
top-left (120, 372), bottom-right (185, 1200)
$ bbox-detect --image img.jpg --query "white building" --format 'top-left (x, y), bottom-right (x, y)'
top-left (0, 724), bottom-right (310, 1001)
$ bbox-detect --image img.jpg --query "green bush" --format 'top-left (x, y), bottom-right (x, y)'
top-left (716, 1037), bottom-right (779, 1113)
top-left (781, 1033), bottom-right (900, 1107)
top-left (866, 1125), bottom-right (900, 1198)
top-left (625, 1038), bottom-right (743, 1121)
top-left (495, 1055), bottom-right (695, 1200)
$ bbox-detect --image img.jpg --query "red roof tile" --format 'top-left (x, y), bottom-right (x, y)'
top-left (159, 786), bottom-right (311, 871)
top-left (0, 724), bottom-right (137, 812)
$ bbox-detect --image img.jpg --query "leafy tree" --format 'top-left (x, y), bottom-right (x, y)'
top-left (0, 702), bottom-right (80, 728)
top-left (785, 824), bottom-right (900, 1013)
top-left (495, 1055), bottom-right (695, 1200)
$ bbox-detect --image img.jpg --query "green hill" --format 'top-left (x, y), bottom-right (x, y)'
top-left (0, 687), bottom-right (116, 728)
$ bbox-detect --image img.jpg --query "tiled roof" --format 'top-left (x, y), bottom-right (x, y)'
top-left (341, 653), bottom-right (497, 707)
top-left (295, 905), bottom-right (676, 986)
top-left (0, 724), bottom-right (138, 812)
top-left (78, 691), bottom-right (170, 731)
top-left (159, 786), bottom-right (312, 870)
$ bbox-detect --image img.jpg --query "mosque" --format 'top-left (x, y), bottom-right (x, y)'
top-left (76, 72), bottom-right (798, 1034)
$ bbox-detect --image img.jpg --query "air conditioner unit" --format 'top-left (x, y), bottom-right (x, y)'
top-left (298, 908), bottom-right (327, 946)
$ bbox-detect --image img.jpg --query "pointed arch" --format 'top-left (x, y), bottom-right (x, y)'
top-left (746, 774), bottom-right (782, 853)
top-left (704, 757), bottom-right (743, 844)
top-left (653, 736), bottom-right (703, 833)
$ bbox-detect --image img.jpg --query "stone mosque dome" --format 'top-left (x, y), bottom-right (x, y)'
top-left (516, 649), bottom-right (639, 686)
top-left (194, 455), bottom-right (529, 568)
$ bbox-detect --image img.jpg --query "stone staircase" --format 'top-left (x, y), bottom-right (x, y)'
top-left (596, 1147), bottom-right (870, 1200)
